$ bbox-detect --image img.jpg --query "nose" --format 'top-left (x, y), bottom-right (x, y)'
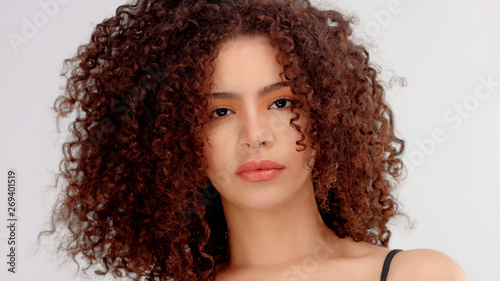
top-left (239, 111), bottom-right (274, 151)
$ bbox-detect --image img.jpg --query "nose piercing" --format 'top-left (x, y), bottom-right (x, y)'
top-left (249, 142), bottom-right (263, 150)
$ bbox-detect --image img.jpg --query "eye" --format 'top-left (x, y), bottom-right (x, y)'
top-left (269, 98), bottom-right (293, 109)
top-left (211, 108), bottom-right (235, 118)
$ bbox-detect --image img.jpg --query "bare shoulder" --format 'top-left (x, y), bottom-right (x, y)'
top-left (389, 249), bottom-right (468, 281)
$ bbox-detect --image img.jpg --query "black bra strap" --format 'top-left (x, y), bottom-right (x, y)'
top-left (380, 249), bottom-right (403, 281)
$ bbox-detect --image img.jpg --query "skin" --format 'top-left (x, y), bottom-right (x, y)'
top-left (203, 36), bottom-right (468, 281)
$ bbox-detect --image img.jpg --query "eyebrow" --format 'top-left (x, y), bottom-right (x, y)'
top-left (209, 82), bottom-right (286, 100)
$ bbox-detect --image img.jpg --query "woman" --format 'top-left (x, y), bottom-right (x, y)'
top-left (47, 0), bottom-right (467, 280)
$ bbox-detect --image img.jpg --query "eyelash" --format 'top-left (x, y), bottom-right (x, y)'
top-left (210, 98), bottom-right (294, 119)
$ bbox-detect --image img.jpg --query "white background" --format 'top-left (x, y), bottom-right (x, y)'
top-left (1, 0), bottom-right (499, 280)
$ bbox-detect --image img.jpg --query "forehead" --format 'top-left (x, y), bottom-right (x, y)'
top-left (210, 36), bottom-right (284, 93)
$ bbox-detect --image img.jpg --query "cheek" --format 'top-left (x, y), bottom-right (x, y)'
top-left (204, 145), bottom-right (226, 187)
top-left (204, 152), bottom-right (239, 192)
top-left (203, 138), bottom-right (223, 171)
top-left (203, 129), bottom-right (238, 187)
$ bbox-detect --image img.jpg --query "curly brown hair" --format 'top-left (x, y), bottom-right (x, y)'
top-left (45, 0), bottom-right (405, 280)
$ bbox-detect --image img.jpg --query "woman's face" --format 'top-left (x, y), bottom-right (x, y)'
top-left (203, 36), bottom-right (315, 211)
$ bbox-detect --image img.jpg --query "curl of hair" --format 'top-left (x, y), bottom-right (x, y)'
top-left (46, 0), bottom-right (405, 280)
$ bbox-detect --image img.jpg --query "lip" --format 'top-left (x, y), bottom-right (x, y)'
top-left (236, 159), bottom-right (285, 183)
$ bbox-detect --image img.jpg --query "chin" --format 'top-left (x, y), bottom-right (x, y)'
top-left (222, 181), bottom-right (304, 212)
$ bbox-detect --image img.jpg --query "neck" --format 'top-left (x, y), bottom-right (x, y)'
top-left (220, 181), bottom-right (341, 270)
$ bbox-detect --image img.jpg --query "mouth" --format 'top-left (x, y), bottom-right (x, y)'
top-left (236, 159), bottom-right (285, 183)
